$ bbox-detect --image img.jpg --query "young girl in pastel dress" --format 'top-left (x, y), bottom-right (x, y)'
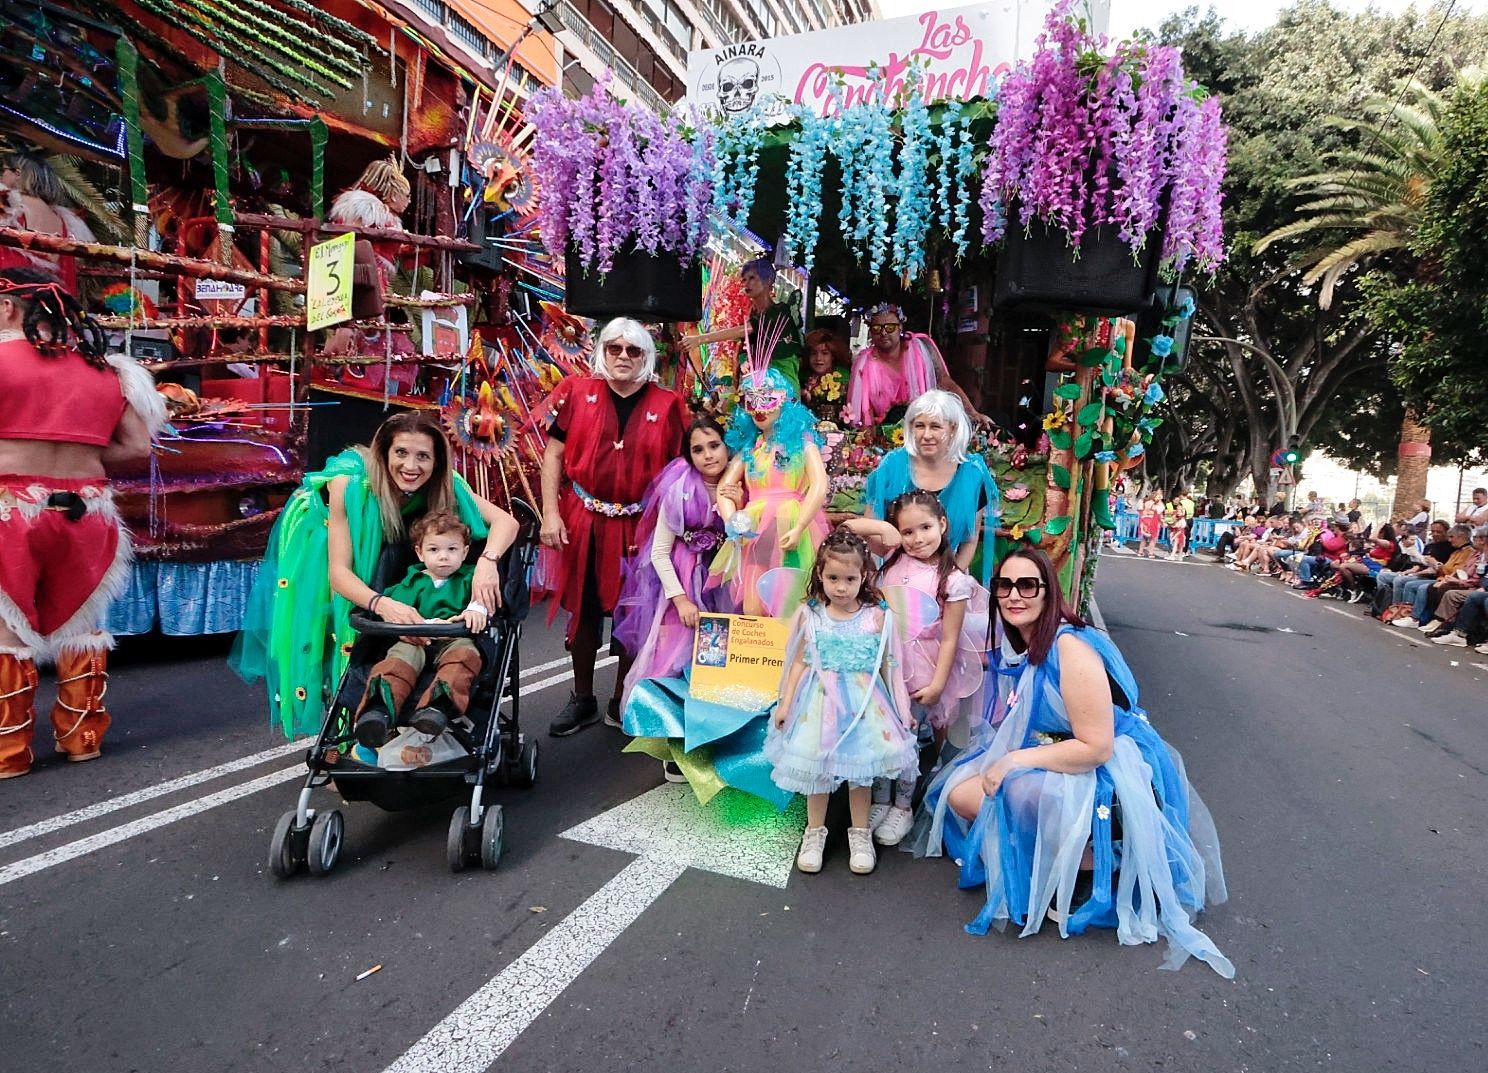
top-left (1164, 500), bottom-right (1188, 560)
top-left (713, 367), bottom-right (829, 616)
top-left (1137, 496), bottom-right (1162, 558)
top-left (851, 492), bottom-right (990, 847)
top-left (767, 528), bottom-right (919, 876)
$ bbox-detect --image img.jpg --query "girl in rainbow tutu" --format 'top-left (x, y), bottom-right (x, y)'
top-left (712, 365), bottom-right (829, 616)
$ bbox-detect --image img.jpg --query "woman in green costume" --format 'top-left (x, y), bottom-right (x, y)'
top-left (232, 412), bottom-right (519, 738)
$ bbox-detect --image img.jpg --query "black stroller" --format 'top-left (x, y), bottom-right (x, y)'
top-left (268, 499), bottom-right (541, 877)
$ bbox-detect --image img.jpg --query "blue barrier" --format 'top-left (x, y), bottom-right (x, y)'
top-left (1111, 514), bottom-right (1241, 550)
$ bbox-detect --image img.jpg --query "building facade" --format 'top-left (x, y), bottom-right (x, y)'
top-left (544, 0), bottom-right (879, 109)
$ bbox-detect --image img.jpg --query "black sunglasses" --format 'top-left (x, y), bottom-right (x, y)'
top-left (994, 577), bottom-right (1047, 599)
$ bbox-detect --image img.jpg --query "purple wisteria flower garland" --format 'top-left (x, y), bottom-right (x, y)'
top-left (980, 0), bottom-right (1228, 275)
top-left (529, 82), bottom-right (714, 273)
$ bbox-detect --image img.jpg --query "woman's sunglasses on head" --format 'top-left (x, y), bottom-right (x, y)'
top-left (994, 577), bottom-right (1047, 599)
top-left (604, 342), bottom-right (645, 359)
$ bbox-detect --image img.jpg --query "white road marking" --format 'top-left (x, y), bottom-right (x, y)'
top-left (0, 662), bottom-right (597, 885)
top-left (383, 856), bottom-right (687, 1073)
top-left (383, 785), bottom-right (805, 1073)
top-left (0, 765), bottom-right (304, 888)
top-left (519, 655), bottom-right (617, 695)
top-left (1, 655), bottom-right (578, 851)
top-left (0, 739), bottom-right (309, 850)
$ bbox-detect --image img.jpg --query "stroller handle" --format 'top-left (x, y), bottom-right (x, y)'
top-left (349, 612), bottom-right (482, 639)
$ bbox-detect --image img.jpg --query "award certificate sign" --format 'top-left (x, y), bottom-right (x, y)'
top-left (690, 614), bottom-right (790, 712)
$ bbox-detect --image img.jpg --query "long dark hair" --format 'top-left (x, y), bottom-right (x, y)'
top-left (996, 547), bottom-right (1086, 665)
top-left (365, 411), bottom-right (455, 540)
top-left (685, 413), bottom-right (727, 471)
top-left (0, 267), bottom-right (107, 366)
top-left (806, 526), bottom-right (883, 609)
top-left (883, 491), bottom-right (957, 603)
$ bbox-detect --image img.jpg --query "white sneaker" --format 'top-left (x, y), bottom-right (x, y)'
top-left (796, 826), bottom-right (828, 873)
top-left (1475, 643), bottom-right (1488, 654)
top-left (1392, 617), bottom-right (1419, 629)
top-left (1432, 631), bottom-right (1468, 647)
top-left (1416, 619), bottom-right (1438, 632)
top-left (867, 801), bottom-right (892, 831)
top-left (873, 805), bottom-right (915, 846)
top-left (847, 827), bottom-right (876, 874)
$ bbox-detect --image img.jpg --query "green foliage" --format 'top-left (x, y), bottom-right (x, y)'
top-left (1144, 2), bottom-right (1488, 493)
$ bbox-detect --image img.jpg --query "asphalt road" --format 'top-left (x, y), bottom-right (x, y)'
top-left (2, 552), bottom-right (1484, 1073)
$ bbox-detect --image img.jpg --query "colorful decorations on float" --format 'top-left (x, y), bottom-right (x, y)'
top-left (528, 82), bottom-right (716, 274)
top-left (978, 0), bottom-right (1227, 276)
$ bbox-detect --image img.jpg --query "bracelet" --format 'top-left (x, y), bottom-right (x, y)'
top-left (368, 593), bottom-right (383, 615)
top-left (480, 551), bottom-right (502, 563)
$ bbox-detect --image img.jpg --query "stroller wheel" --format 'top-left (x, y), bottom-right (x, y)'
top-left (306, 809), bottom-right (344, 877)
top-left (268, 810), bottom-right (301, 879)
top-left (480, 804), bottom-right (505, 870)
top-left (511, 737), bottom-right (539, 788)
top-left (447, 806), bottom-right (472, 873)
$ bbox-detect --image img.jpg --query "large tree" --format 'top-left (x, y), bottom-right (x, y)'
top-left (1146, 2), bottom-right (1488, 498)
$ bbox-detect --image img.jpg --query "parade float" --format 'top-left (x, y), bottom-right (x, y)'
top-left (0, 0), bottom-right (579, 634)
top-left (527, 0), bottom-right (1223, 605)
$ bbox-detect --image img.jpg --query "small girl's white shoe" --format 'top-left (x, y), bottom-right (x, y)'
top-left (873, 806), bottom-right (914, 846)
top-left (796, 825), bottom-right (828, 873)
top-left (847, 827), bottom-right (876, 874)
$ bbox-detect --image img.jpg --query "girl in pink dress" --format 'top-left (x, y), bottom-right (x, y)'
top-left (850, 492), bottom-right (989, 846)
top-left (1137, 496), bottom-right (1162, 558)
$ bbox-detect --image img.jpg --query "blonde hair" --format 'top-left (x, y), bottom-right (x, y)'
top-left (355, 156), bottom-right (410, 203)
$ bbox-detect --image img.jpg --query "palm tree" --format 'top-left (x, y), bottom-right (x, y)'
top-left (1256, 71), bottom-right (1480, 518)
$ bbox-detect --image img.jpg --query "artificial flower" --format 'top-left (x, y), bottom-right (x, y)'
top-left (1150, 335), bottom-right (1175, 359)
top-left (1143, 382), bottom-right (1165, 405)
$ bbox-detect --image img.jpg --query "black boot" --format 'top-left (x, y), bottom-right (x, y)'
top-left (354, 707), bottom-right (391, 749)
top-left (549, 692), bottom-right (599, 737)
top-left (412, 696), bottom-right (454, 738)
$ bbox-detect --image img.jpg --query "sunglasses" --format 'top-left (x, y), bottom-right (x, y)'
top-left (743, 390), bottom-right (786, 414)
top-left (994, 577), bottom-right (1047, 599)
top-left (867, 322), bottom-right (902, 335)
top-left (604, 342), bottom-right (645, 359)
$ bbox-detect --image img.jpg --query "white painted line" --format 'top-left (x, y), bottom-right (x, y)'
top-left (0, 655), bottom-right (575, 852)
top-left (0, 765), bottom-right (304, 888)
top-left (383, 856), bottom-right (687, 1073)
top-left (0, 664), bottom-right (592, 886)
top-left (520, 655), bottom-right (617, 695)
top-left (0, 739), bottom-right (309, 850)
top-left (383, 785), bottom-right (804, 1073)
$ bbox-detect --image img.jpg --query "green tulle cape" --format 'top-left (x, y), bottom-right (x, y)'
top-left (230, 448), bottom-right (489, 738)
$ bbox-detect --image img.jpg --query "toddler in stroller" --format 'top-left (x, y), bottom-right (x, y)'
top-left (354, 511), bottom-right (490, 748)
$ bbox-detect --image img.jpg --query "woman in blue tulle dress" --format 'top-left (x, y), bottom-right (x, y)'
top-left (911, 548), bottom-right (1234, 977)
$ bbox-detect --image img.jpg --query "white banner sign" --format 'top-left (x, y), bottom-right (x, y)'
top-left (686, 1), bottom-right (1109, 119)
top-left (195, 278), bottom-right (247, 301)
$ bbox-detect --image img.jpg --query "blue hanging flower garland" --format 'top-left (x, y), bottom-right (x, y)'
top-left (784, 105), bottom-right (833, 274)
top-left (891, 66), bottom-right (934, 280)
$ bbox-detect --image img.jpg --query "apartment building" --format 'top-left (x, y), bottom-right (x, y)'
top-left (549, 0), bottom-right (880, 110)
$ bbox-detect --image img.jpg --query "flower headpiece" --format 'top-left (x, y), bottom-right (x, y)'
top-left (865, 301), bottom-right (906, 323)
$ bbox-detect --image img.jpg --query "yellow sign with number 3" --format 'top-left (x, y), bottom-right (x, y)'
top-left (306, 232), bottom-right (355, 331)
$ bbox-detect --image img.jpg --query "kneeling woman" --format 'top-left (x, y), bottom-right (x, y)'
top-left (912, 548), bottom-right (1233, 977)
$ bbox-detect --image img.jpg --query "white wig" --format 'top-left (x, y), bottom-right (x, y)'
top-left (591, 317), bottom-right (658, 382)
top-left (903, 389), bottom-right (971, 462)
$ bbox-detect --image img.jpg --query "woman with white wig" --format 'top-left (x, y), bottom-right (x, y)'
top-left (864, 389), bottom-right (1000, 585)
top-left (540, 317), bottom-right (688, 736)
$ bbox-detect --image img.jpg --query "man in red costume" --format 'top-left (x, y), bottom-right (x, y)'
top-left (0, 268), bottom-right (164, 778)
top-left (541, 317), bottom-right (687, 736)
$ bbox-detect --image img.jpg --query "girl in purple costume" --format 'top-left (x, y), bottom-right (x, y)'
top-left (615, 416), bottom-right (737, 711)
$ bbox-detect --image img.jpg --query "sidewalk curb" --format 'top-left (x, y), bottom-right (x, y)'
top-left (1088, 596), bottom-right (1106, 632)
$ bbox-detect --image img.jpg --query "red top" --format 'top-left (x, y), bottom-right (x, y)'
top-left (0, 339), bottom-right (125, 446)
top-left (544, 376), bottom-right (686, 637)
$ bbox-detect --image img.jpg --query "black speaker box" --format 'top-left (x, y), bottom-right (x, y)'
top-left (993, 219), bottom-right (1161, 315)
top-left (564, 245), bottom-right (702, 322)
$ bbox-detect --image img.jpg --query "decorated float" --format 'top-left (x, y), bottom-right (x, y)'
top-left (0, 0), bottom-right (584, 634)
top-left (526, 0), bottom-right (1223, 606)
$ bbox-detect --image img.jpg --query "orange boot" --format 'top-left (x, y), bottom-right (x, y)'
top-left (0, 648), bottom-right (40, 778)
top-left (51, 644), bottom-right (111, 763)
